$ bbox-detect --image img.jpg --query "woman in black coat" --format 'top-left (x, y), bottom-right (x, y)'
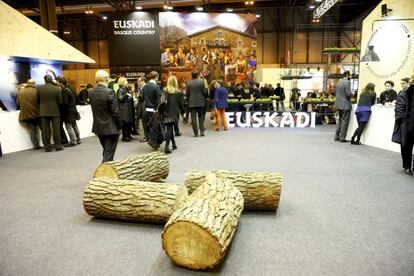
top-left (161, 75), bottom-right (183, 154)
top-left (392, 83), bottom-right (414, 175)
top-left (117, 77), bottom-right (134, 142)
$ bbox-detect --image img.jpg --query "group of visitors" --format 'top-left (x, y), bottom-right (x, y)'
top-left (333, 71), bottom-right (414, 176)
top-left (16, 76), bottom-right (81, 152)
top-left (88, 69), bottom-right (229, 162)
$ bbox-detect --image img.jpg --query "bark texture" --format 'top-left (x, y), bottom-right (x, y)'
top-left (83, 178), bottom-right (188, 224)
top-left (93, 152), bottom-right (169, 181)
top-left (184, 170), bottom-right (282, 211)
top-left (162, 174), bottom-right (244, 270)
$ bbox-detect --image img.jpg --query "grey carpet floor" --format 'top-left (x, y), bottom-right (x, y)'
top-left (0, 123), bottom-right (413, 276)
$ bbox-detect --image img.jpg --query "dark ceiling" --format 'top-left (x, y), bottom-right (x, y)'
top-left (4, 0), bottom-right (381, 24)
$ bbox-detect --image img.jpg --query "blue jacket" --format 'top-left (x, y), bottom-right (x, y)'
top-left (214, 86), bottom-right (228, 109)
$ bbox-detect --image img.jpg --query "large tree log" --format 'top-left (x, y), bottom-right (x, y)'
top-left (162, 174), bottom-right (244, 270)
top-left (184, 170), bottom-right (282, 211)
top-left (83, 178), bottom-right (188, 224)
top-left (93, 152), bottom-right (169, 181)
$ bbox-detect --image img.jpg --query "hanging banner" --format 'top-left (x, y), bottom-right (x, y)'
top-left (107, 12), bottom-right (160, 66)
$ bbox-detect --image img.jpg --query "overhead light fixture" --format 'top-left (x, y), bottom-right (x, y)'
top-left (102, 16), bottom-right (107, 20)
top-left (361, 45), bottom-right (380, 62)
top-left (381, 4), bottom-right (392, 17)
top-left (309, 5), bottom-right (315, 9)
top-left (196, 7), bottom-right (203, 11)
top-left (227, 8), bottom-right (233, 12)
top-left (64, 31), bottom-right (70, 35)
top-left (313, 0), bottom-right (340, 19)
top-left (250, 1), bottom-right (254, 4)
top-left (315, 0), bottom-right (322, 2)
top-left (85, 6), bottom-right (93, 14)
top-left (167, 6), bottom-right (173, 10)
top-left (256, 14), bottom-right (261, 18)
top-left (135, 6), bottom-right (142, 10)
top-left (245, 1), bottom-right (254, 5)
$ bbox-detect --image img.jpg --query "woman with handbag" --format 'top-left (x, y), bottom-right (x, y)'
top-left (162, 75), bottom-right (184, 154)
top-left (392, 83), bottom-right (414, 175)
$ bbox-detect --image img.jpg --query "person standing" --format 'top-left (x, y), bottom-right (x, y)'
top-left (89, 70), bottom-right (121, 163)
top-left (37, 75), bottom-right (64, 152)
top-left (351, 83), bottom-right (377, 145)
top-left (379, 80), bottom-right (398, 105)
top-left (78, 84), bottom-right (92, 105)
top-left (16, 79), bottom-right (41, 149)
top-left (392, 83), bottom-right (414, 175)
top-left (187, 71), bottom-right (207, 137)
top-left (60, 78), bottom-right (81, 146)
top-left (162, 76), bottom-right (183, 154)
top-left (142, 71), bottom-right (161, 148)
top-left (135, 77), bottom-right (146, 139)
top-left (334, 71), bottom-right (354, 142)
top-left (213, 80), bottom-right (229, 131)
top-left (117, 77), bottom-right (134, 142)
top-left (399, 77), bottom-right (410, 95)
top-left (274, 83), bottom-right (285, 112)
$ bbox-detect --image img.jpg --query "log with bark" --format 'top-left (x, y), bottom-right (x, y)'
top-left (162, 174), bottom-right (244, 270)
top-left (184, 170), bottom-right (282, 211)
top-left (93, 152), bottom-right (169, 181)
top-left (83, 178), bottom-right (188, 224)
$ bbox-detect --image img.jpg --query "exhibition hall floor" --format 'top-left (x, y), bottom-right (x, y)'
top-left (0, 124), bottom-right (413, 275)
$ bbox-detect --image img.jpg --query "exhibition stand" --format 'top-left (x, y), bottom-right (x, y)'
top-left (0, 105), bottom-right (94, 154)
top-left (347, 104), bottom-right (399, 153)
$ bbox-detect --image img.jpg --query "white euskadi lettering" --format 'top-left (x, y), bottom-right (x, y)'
top-left (113, 20), bottom-right (155, 29)
top-left (225, 112), bottom-right (316, 128)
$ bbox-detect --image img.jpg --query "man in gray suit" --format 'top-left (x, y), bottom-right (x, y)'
top-left (187, 71), bottom-right (207, 137)
top-left (89, 70), bottom-right (121, 162)
top-left (37, 75), bottom-right (64, 152)
top-left (334, 71), bottom-right (355, 142)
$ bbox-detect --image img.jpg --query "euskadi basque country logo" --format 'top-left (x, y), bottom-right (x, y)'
top-left (225, 112), bottom-right (317, 128)
top-left (366, 22), bottom-right (412, 79)
top-left (112, 20), bottom-right (156, 35)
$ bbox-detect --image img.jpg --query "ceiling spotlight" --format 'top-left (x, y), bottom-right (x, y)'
top-left (256, 14), bottom-right (261, 18)
top-left (102, 16), bottom-right (107, 20)
top-left (309, 5), bottom-right (315, 9)
top-left (315, 0), bottom-right (322, 2)
top-left (163, 4), bottom-right (168, 9)
top-left (245, 1), bottom-right (249, 4)
top-left (167, 6), bottom-right (173, 10)
top-left (227, 8), bottom-right (233, 12)
top-left (135, 6), bottom-right (142, 10)
top-left (64, 31), bottom-right (70, 35)
top-left (196, 7), bottom-right (203, 11)
top-left (250, 1), bottom-right (254, 4)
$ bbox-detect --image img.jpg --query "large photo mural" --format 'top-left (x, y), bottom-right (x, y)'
top-left (159, 12), bottom-right (257, 85)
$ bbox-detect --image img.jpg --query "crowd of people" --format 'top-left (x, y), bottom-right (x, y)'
top-left (11, 69), bottom-right (414, 176)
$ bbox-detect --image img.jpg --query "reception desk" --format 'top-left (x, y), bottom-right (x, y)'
top-left (0, 105), bottom-right (94, 154)
top-left (346, 104), bottom-right (400, 153)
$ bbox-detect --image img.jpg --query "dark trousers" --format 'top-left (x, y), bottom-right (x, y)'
top-left (98, 134), bottom-right (119, 163)
top-left (142, 110), bottom-right (152, 140)
top-left (401, 131), bottom-right (414, 169)
top-left (352, 121), bottom-right (367, 142)
top-left (121, 123), bottom-right (132, 139)
top-left (136, 101), bottom-right (145, 133)
top-left (41, 116), bottom-right (61, 149)
top-left (165, 122), bottom-right (176, 149)
top-left (335, 110), bottom-right (351, 141)
top-left (60, 118), bottom-right (68, 144)
top-left (276, 101), bottom-right (285, 112)
top-left (174, 121), bottom-right (180, 135)
top-left (190, 107), bottom-right (205, 136)
top-left (22, 118), bottom-right (41, 148)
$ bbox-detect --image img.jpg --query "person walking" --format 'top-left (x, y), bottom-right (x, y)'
top-left (117, 77), bottom-right (134, 142)
top-left (186, 71), bottom-right (207, 137)
top-left (161, 76), bottom-right (183, 154)
top-left (392, 83), bottom-right (414, 175)
top-left (16, 79), bottom-right (41, 149)
top-left (89, 70), bottom-right (121, 163)
top-left (334, 71), bottom-right (354, 142)
top-left (213, 80), bottom-right (228, 131)
top-left (351, 83), bottom-right (377, 145)
top-left (60, 78), bottom-right (81, 146)
top-left (274, 83), bottom-right (285, 112)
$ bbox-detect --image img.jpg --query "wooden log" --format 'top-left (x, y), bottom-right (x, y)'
top-left (184, 170), bottom-right (282, 211)
top-left (83, 178), bottom-right (188, 224)
top-left (93, 152), bottom-right (169, 181)
top-left (162, 174), bottom-right (244, 270)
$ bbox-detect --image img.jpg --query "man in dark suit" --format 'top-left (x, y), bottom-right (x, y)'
top-left (89, 70), bottom-right (121, 163)
top-left (274, 83), bottom-right (285, 112)
top-left (142, 71), bottom-right (161, 148)
top-left (187, 71), bottom-right (207, 137)
top-left (37, 75), bottom-right (64, 152)
top-left (334, 71), bottom-right (354, 142)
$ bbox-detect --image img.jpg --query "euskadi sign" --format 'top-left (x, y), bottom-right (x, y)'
top-left (225, 112), bottom-right (317, 128)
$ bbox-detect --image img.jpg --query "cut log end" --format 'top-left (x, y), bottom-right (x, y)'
top-left (163, 221), bottom-right (222, 270)
top-left (93, 164), bottom-right (118, 179)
